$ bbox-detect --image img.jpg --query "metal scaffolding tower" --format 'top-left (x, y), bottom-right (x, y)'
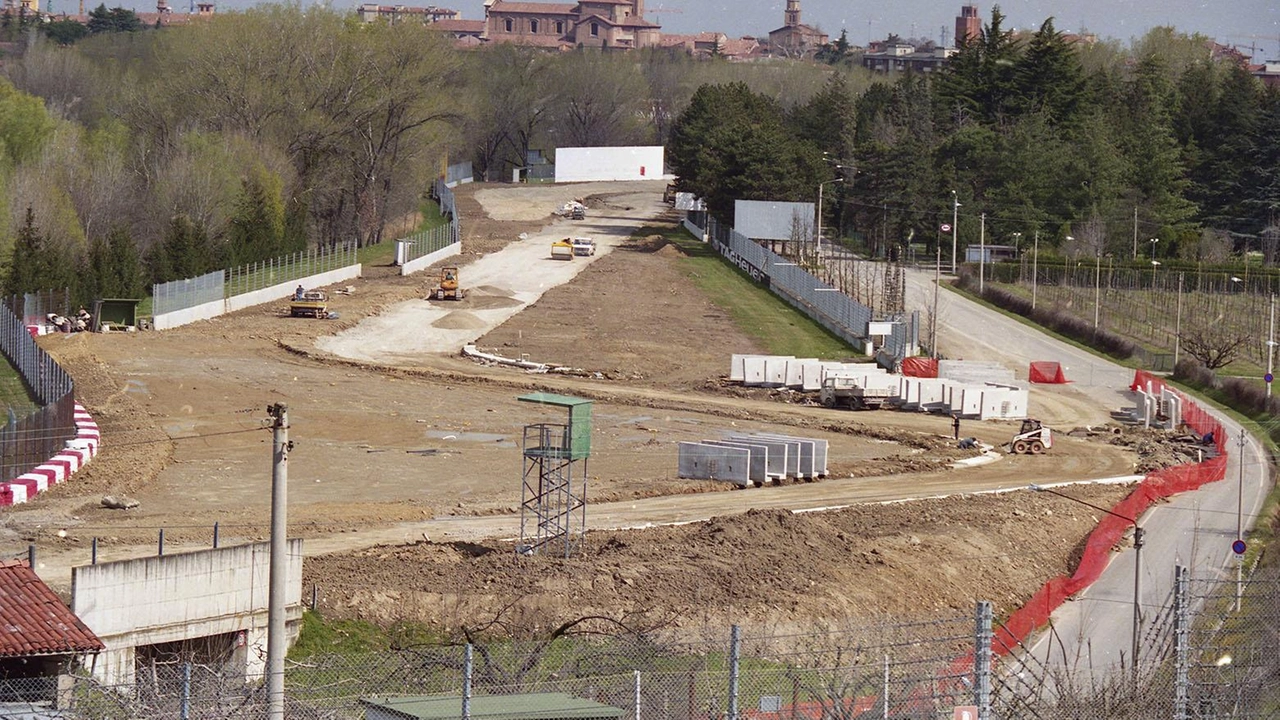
top-left (517, 393), bottom-right (593, 558)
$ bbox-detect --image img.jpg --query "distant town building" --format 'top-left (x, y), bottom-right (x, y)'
top-left (1254, 62), bottom-right (1280, 89)
top-left (356, 3), bottom-right (460, 24)
top-left (483, 0), bottom-right (661, 50)
top-left (767, 0), bottom-right (827, 57)
top-left (660, 31), bottom-right (762, 60)
top-left (954, 3), bottom-right (980, 46)
top-left (861, 41), bottom-right (955, 73)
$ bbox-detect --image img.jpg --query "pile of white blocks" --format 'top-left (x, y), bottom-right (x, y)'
top-left (728, 355), bottom-right (1028, 421)
top-left (678, 432), bottom-right (828, 487)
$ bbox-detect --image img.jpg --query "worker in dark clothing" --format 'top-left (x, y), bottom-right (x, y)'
top-left (952, 414), bottom-right (961, 440)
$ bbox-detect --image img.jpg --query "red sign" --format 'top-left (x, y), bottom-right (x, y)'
top-left (953, 707), bottom-right (978, 720)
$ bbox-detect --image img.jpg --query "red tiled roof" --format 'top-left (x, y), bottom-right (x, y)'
top-left (432, 18), bottom-right (485, 33)
top-left (0, 561), bottom-right (103, 657)
top-left (489, 1), bottom-right (578, 15)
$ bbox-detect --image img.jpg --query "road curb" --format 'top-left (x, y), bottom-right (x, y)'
top-left (0, 404), bottom-right (100, 506)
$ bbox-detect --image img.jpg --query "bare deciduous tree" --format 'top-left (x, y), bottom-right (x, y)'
top-left (1179, 326), bottom-right (1250, 369)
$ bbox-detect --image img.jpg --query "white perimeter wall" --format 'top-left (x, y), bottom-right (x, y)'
top-left (73, 540), bottom-right (304, 684)
top-left (400, 241), bottom-right (462, 277)
top-left (153, 265), bottom-right (362, 330)
top-left (554, 146), bottom-right (666, 183)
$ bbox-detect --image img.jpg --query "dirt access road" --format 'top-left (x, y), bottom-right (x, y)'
top-left (4, 181), bottom-right (1148, 631)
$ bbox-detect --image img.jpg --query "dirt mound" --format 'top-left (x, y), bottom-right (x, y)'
top-left (465, 295), bottom-right (523, 311)
top-left (655, 243), bottom-right (686, 258)
top-left (474, 285), bottom-right (515, 297)
top-left (304, 485), bottom-right (1133, 631)
top-left (630, 234), bottom-right (671, 253)
top-left (432, 311), bottom-right (487, 330)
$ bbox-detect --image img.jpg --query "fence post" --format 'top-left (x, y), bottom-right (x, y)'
top-left (882, 654), bottom-right (889, 720)
top-left (462, 643), bottom-right (473, 720)
top-left (1173, 565), bottom-right (1190, 720)
top-left (728, 625), bottom-right (740, 720)
top-left (634, 670), bottom-right (641, 720)
top-left (974, 600), bottom-right (993, 720)
top-left (180, 662), bottom-right (191, 720)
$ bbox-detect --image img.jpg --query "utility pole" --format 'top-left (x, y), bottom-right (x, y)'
top-left (951, 191), bottom-right (960, 275)
top-left (1236, 429), bottom-right (1246, 613)
top-left (933, 243), bottom-right (940, 358)
top-left (1093, 252), bottom-right (1102, 329)
top-left (266, 403), bottom-right (290, 720)
top-left (1032, 230), bottom-right (1039, 310)
top-left (978, 212), bottom-right (986, 293)
top-left (1174, 273), bottom-right (1184, 368)
top-left (1133, 206), bottom-right (1138, 260)
top-left (1268, 294), bottom-right (1275, 398)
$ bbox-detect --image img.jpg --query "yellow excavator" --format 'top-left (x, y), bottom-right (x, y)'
top-left (431, 266), bottom-right (464, 300)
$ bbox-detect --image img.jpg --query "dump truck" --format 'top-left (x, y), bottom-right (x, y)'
top-left (1008, 418), bottom-right (1053, 454)
top-left (569, 205), bottom-right (586, 220)
top-left (289, 290), bottom-right (328, 318)
top-left (819, 376), bottom-right (896, 410)
top-left (572, 237), bottom-right (596, 256)
top-left (431, 266), bottom-right (464, 300)
top-left (551, 238), bottom-right (575, 260)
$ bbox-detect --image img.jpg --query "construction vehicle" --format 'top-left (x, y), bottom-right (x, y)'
top-left (431, 266), bottom-right (465, 300)
top-left (663, 183), bottom-right (677, 204)
top-left (569, 205), bottom-right (586, 220)
top-left (551, 238), bottom-right (575, 260)
top-left (289, 290), bottom-right (328, 318)
top-left (1008, 418), bottom-right (1053, 454)
top-left (819, 376), bottom-right (896, 410)
top-left (572, 237), bottom-right (596, 256)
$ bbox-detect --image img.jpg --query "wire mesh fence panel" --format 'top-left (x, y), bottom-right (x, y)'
top-left (399, 180), bottom-right (461, 266)
top-left (4, 288), bottom-right (72, 328)
top-left (151, 270), bottom-right (225, 317)
top-left (1185, 572), bottom-right (1280, 719)
top-left (224, 243), bottom-right (358, 299)
top-left (0, 299), bottom-right (76, 482)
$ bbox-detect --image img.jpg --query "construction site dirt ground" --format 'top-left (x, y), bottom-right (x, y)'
top-left (3, 181), bottom-right (1161, 632)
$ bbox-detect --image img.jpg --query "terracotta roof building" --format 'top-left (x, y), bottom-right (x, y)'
top-left (483, 0), bottom-right (661, 50)
top-left (356, 3), bottom-right (460, 24)
top-left (0, 561), bottom-right (103, 659)
top-left (767, 0), bottom-right (827, 58)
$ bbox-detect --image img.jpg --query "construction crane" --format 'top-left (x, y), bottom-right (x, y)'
top-left (1225, 35), bottom-right (1276, 62)
top-left (646, 4), bottom-right (682, 22)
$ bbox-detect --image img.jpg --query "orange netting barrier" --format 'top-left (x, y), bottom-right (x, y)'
top-left (992, 370), bottom-right (1227, 655)
top-left (901, 357), bottom-right (939, 378)
top-left (1028, 361), bottom-right (1068, 384)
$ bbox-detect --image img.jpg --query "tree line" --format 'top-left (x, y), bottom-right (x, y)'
top-left (1, 4), bottom-right (1274, 305)
top-left (670, 9), bottom-right (1280, 264)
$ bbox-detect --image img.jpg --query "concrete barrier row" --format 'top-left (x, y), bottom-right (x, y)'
top-left (730, 354), bottom-right (1028, 420)
top-left (0, 404), bottom-right (99, 506)
top-left (399, 242), bottom-right (461, 277)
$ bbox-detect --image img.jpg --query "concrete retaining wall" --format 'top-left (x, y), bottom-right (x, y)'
top-left (400, 241), bottom-right (462, 277)
top-left (72, 540), bottom-right (304, 685)
top-left (554, 146), bottom-right (666, 183)
top-left (152, 265), bottom-right (363, 330)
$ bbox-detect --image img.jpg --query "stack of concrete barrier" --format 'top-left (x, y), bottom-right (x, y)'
top-left (728, 355), bottom-right (1029, 420)
top-left (1133, 378), bottom-right (1183, 429)
top-left (678, 432), bottom-right (828, 487)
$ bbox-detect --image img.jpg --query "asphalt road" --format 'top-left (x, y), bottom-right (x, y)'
top-left (906, 269), bottom-right (1272, 681)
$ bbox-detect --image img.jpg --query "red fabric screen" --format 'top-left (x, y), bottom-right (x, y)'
top-left (901, 357), bottom-right (939, 378)
top-left (1028, 361), bottom-right (1068, 384)
top-left (993, 370), bottom-right (1227, 656)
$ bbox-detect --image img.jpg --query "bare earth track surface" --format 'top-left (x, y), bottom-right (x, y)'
top-left (1, 181), bottom-right (1154, 632)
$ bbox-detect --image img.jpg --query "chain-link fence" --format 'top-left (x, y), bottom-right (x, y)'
top-left (399, 179), bottom-right (461, 267)
top-left (0, 299), bottom-right (76, 482)
top-left (9, 569), bottom-right (1280, 719)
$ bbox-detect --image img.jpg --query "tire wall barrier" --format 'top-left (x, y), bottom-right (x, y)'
top-left (993, 370), bottom-right (1227, 654)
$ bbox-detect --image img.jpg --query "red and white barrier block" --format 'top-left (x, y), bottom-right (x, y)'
top-left (0, 404), bottom-right (100, 506)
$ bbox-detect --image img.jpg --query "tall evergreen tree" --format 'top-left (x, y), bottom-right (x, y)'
top-left (106, 226), bottom-right (144, 298)
top-left (227, 166), bottom-right (286, 266)
top-left (5, 208), bottom-right (44, 297)
top-left (1011, 18), bottom-right (1088, 124)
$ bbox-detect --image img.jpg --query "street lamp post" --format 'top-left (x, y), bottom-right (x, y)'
top-left (951, 191), bottom-right (960, 275)
top-left (1268, 294), bottom-right (1276, 397)
top-left (1011, 231), bottom-right (1023, 282)
top-left (1030, 484), bottom-right (1145, 672)
top-left (1149, 237), bottom-right (1159, 262)
top-left (1151, 260), bottom-right (1161, 289)
top-left (1175, 273), bottom-right (1184, 368)
top-left (979, 212), bottom-right (986, 293)
top-left (816, 177), bottom-right (844, 260)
